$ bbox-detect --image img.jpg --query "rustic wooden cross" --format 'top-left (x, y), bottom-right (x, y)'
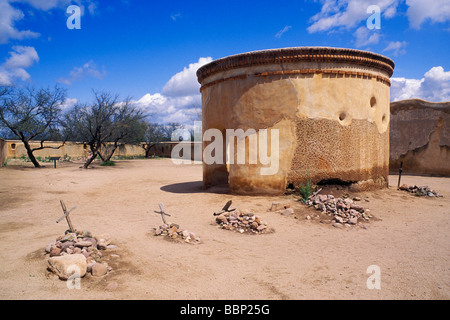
top-left (213, 200), bottom-right (236, 216)
top-left (56, 200), bottom-right (76, 233)
top-left (397, 160), bottom-right (404, 190)
top-left (154, 203), bottom-right (171, 224)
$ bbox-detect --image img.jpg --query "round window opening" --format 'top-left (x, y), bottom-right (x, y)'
top-left (370, 97), bottom-right (377, 108)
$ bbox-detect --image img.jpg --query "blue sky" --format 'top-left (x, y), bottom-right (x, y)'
top-left (0, 0), bottom-right (449, 124)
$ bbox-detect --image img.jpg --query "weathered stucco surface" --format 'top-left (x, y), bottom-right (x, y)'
top-left (198, 47), bottom-right (395, 195)
top-left (390, 99), bottom-right (450, 176)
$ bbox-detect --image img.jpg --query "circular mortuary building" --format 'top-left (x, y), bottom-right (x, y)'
top-left (197, 47), bottom-right (395, 195)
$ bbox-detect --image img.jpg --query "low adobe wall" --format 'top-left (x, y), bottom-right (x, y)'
top-left (390, 99), bottom-right (450, 176)
top-left (0, 139), bottom-right (6, 166)
top-left (5, 140), bottom-right (145, 160)
top-left (198, 47), bottom-right (395, 195)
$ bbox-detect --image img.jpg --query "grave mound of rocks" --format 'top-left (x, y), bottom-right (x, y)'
top-left (305, 194), bottom-right (372, 227)
top-left (399, 184), bottom-right (443, 197)
top-left (152, 223), bottom-right (201, 244)
top-left (45, 230), bottom-right (117, 279)
top-left (215, 209), bottom-right (271, 234)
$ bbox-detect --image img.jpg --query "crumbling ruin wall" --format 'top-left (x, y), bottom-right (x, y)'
top-left (390, 99), bottom-right (450, 176)
top-left (0, 139), bottom-right (6, 166)
top-left (198, 47), bottom-right (395, 195)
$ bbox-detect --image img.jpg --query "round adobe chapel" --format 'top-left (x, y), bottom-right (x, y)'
top-left (197, 47), bottom-right (395, 195)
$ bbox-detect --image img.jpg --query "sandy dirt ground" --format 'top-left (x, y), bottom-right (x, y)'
top-left (0, 158), bottom-right (448, 300)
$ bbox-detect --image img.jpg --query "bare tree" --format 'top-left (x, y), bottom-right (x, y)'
top-left (142, 122), bottom-right (181, 158)
top-left (0, 85), bottom-right (67, 168)
top-left (65, 91), bottom-right (145, 168)
top-left (98, 99), bottom-right (146, 162)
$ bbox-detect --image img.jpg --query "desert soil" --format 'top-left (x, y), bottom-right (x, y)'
top-left (0, 158), bottom-right (448, 300)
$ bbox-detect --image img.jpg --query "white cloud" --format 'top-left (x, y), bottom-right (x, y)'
top-left (12, 0), bottom-right (98, 14)
top-left (11, 0), bottom-right (70, 11)
top-left (353, 26), bottom-right (380, 47)
top-left (57, 60), bottom-right (106, 86)
top-left (0, 0), bottom-right (40, 44)
top-left (406, 0), bottom-right (450, 29)
top-left (0, 46), bottom-right (39, 85)
top-left (308, 0), bottom-right (450, 33)
top-left (383, 40), bottom-right (407, 56)
top-left (307, 0), bottom-right (400, 33)
top-left (136, 57), bottom-right (212, 124)
top-left (170, 12), bottom-right (181, 21)
top-left (162, 57), bottom-right (212, 98)
top-left (275, 25), bottom-right (292, 38)
top-left (61, 97), bottom-right (78, 111)
top-left (391, 66), bottom-right (450, 102)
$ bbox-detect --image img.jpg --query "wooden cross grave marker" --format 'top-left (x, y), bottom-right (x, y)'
top-left (56, 200), bottom-right (76, 233)
top-left (213, 200), bottom-right (236, 216)
top-left (154, 203), bottom-right (171, 224)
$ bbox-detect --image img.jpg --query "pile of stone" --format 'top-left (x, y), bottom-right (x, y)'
top-left (399, 184), bottom-right (443, 197)
top-left (305, 194), bottom-right (371, 226)
top-left (215, 209), bottom-right (270, 234)
top-left (45, 230), bottom-right (116, 280)
top-left (153, 223), bottom-right (201, 244)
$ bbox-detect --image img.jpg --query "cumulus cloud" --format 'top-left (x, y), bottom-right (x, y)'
top-left (406, 0), bottom-right (450, 29)
top-left (136, 57), bottom-right (212, 124)
top-left (0, 0), bottom-right (40, 44)
top-left (0, 46), bottom-right (39, 85)
top-left (308, 0), bottom-right (450, 33)
top-left (391, 66), bottom-right (450, 102)
top-left (383, 40), bottom-right (408, 56)
top-left (307, 0), bottom-right (400, 33)
top-left (57, 60), bottom-right (106, 86)
top-left (161, 57), bottom-right (212, 98)
top-left (353, 26), bottom-right (381, 47)
top-left (11, 0), bottom-right (98, 14)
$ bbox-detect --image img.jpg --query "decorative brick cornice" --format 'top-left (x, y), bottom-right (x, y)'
top-left (199, 68), bottom-right (392, 92)
top-left (197, 47), bottom-right (395, 84)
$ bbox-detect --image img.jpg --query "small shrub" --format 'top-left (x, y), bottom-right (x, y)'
top-left (298, 172), bottom-right (313, 202)
top-left (100, 160), bottom-right (116, 166)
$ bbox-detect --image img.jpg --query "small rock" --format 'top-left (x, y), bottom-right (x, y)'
top-left (49, 248), bottom-right (62, 257)
top-left (182, 230), bottom-right (190, 238)
top-left (105, 282), bottom-right (118, 291)
top-left (97, 239), bottom-right (108, 250)
top-left (75, 241), bottom-right (93, 248)
top-left (86, 262), bottom-right (96, 273)
top-left (348, 216), bottom-right (358, 225)
top-left (216, 214), bottom-right (228, 224)
top-left (82, 230), bottom-right (93, 238)
top-left (106, 245), bottom-right (118, 249)
top-left (399, 184), bottom-right (409, 190)
top-left (281, 208), bottom-right (294, 215)
top-left (47, 254), bottom-right (87, 280)
top-left (270, 202), bottom-right (284, 212)
top-left (91, 263), bottom-right (108, 277)
top-left (45, 240), bottom-right (56, 253)
top-left (332, 222), bottom-right (344, 229)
